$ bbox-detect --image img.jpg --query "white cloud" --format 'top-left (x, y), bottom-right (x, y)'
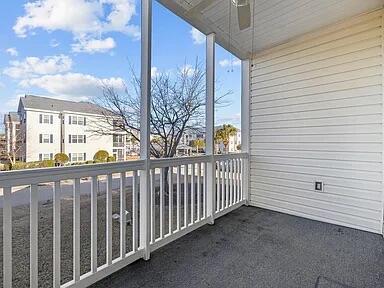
top-left (190, 28), bottom-right (205, 45)
top-left (3, 55), bottom-right (73, 79)
top-left (20, 72), bottom-right (125, 98)
top-left (13, 0), bottom-right (140, 53)
top-left (6, 48), bottom-right (18, 57)
top-left (151, 67), bottom-right (160, 78)
top-left (72, 37), bottom-right (116, 53)
top-left (219, 58), bottom-right (241, 68)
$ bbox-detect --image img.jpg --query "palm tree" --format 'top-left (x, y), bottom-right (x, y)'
top-left (215, 124), bottom-right (237, 154)
top-left (191, 138), bottom-right (205, 154)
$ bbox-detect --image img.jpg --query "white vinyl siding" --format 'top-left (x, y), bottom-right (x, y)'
top-left (249, 10), bottom-right (384, 234)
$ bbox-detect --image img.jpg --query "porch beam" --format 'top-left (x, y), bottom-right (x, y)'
top-left (206, 33), bottom-right (216, 224)
top-left (140, 0), bottom-right (152, 261)
top-left (241, 60), bottom-right (250, 205)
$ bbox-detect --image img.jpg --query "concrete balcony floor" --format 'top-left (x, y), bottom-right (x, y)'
top-left (91, 206), bottom-right (384, 288)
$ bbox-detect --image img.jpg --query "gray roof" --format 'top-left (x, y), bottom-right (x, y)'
top-left (20, 95), bottom-right (109, 115)
top-left (4, 112), bottom-right (20, 123)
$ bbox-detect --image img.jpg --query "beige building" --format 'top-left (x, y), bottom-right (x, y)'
top-left (4, 95), bottom-right (126, 162)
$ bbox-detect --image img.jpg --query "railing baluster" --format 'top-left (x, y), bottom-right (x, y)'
top-left (168, 166), bottom-right (173, 234)
top-left (74, 178), bottom-right (81, 281)
top-left (30, 184), bottom-right (38, 288)
top-left (120, 172), bottom-right (126, 258)
top-left (3, 186), bottom-right (12, 288)
top-left (240, 159), bottom-right (244, 201)
top-left (160, 168), bottom-right (164, 239)
top-left (132, 171), bottom-right (138, 252)
top-left (229, 160), bottom-right (233, 207)
top-left (197, 163), bottom-right (201, 221)
top-left (216, 161), bottom-right (220, 212)
top-left (203, 162), bottom-right (207, 218)
top-left (221, 161), bottom-right (225, 210)
top-left (191, 163), bottom-right (195, 224)
top-left (184, 164), bottom-right (188, 228)
top-left (225, 160), bottom-right (229, 208)
top-left (90, 177), bottom-right (98, 273)
top-left (176, 165), bottom-right (181, 231)
top-left (150, 169), bottom-right (155, 243)
top-left (237, 159), bottom-right (241, 202)
top-left (106, 174), bottom-right (112, 265)
top-left (53, 181), bottom-right (61, 287)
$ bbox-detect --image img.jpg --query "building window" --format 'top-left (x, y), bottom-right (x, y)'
top-left (113, 134), bottom-right (124, 147)
top-left (40, 134), bottom-right (53, 143)
top-left (39, 114), bottom-right (53, 124)
top-left (113, 149), bottom-right (124, 161)
top-left (70, 153), bottom-right (86, 162)
top-left (69, 116), bottom-right (86, 126)
top-left (69, 135), bottom-right (86, 144)
top-left (39, 153), bottom-right (53, 161)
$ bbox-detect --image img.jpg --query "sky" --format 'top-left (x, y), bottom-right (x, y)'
top-left (0, 0), bottom-right (242, 132)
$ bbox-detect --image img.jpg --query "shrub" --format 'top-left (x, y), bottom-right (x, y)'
top-left (40, 160), bottom-right (55, 168)
top-left (1, 163), bottom-right (10, 171)
top-left (54, 153), bottom-right (69, 165)
top-left (93, 150), bottom-right (109, 162)
top-left (11, 162), bottom-right (28, 170)
top-left (107, 155), bottom-right (116, 162)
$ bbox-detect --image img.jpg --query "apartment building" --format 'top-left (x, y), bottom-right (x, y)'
top-left (0, 133), bottom-right (7, 162)
top-left (5, 95), bottom-right (126, 162)
top-left (3, 112), bottom-right (22, 161)
top-left (179, 127), bottom-right (241, 154)
top-left (215, 126), bottom-right (241, 154)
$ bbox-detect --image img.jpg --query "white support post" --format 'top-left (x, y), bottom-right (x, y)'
top-left (140, 0), bottom-right (152, 261)
top-left (206, 33), bottom-right (216, 224)
top-left (241, 60), bottom-right (250, 205)
top-left (3, 187), bottom-right (12, 288)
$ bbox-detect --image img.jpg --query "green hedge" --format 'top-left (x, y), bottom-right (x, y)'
top-left (8, 160), bottom-right (55, 170)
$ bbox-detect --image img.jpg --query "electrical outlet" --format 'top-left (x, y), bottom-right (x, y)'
top-left (315, 181), bottom-right (323, 192)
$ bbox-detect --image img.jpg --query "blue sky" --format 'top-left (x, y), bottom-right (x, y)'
top-left (0, 0), bottom-right (241, 132)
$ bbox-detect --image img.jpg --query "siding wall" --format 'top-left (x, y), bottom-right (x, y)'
top-left (249, 9), bottom-right (384, 234)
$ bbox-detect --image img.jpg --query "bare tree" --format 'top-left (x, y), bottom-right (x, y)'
top-left (1, 126), bottom-right (23, 166)
top-left (93, 60), bottom-right (230, 159)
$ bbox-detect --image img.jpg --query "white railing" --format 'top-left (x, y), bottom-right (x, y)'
top-left (0, 153), bottom-right (247, 288)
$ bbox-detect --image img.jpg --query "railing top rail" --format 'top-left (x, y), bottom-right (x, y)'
top-left (213, 153), bottom-right (248, 161)
top-left (150, 155), bottom-right (210, 168)
top-left (0, 153), bottom-right (248, 187)
top-left (149, 153), bottom-right (247, 168)
top-left (0, 160), bottom-right (145, 187)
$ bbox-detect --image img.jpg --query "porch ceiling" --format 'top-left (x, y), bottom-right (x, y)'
top-left (157, 0), bottom-right (383, 59)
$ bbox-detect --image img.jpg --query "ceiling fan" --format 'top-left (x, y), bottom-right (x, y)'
top-left (187, 0), bottom-right (251, 31)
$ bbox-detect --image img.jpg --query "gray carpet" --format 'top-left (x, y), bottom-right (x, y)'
top-left (91, 206), bottom-right (384, 288)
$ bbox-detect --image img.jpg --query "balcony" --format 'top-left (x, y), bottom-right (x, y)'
top-left (0, 153), bottom-right (247, 287)
top-left (2, 0), bottom-right (384, 287)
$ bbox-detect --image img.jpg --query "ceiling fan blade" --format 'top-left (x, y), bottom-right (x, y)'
top-left (187, 0), bottom-right (217, 16)
top-left (237, 3), bottom-right (251, 30)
